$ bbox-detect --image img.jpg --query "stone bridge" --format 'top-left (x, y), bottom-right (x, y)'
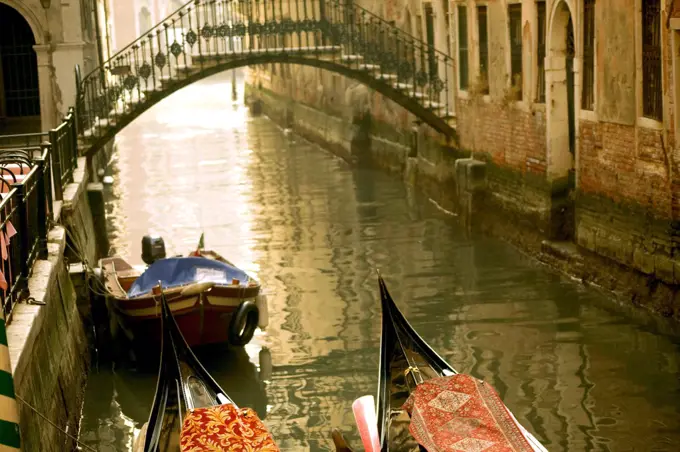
top-left (76, 0), bottom-right (456, 157)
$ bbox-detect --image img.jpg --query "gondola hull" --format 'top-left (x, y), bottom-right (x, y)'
top-left (136, 285), bottom-right (279, 451)
top-left (376, 276), bottom-right (547, 452)
top-left (107, 288), bottom-right (261, 347)
top-left (115, 301), bottom-right (233, 347)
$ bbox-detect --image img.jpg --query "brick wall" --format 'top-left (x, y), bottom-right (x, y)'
top-left (664, 23), bottom-right (680, 223)
top-left (579, 121), bottom-right (671, 218)
top-left (456, 97), bottom-right (547, 175)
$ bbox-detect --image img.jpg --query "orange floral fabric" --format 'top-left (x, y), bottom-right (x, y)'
top-left (180, 404), bottom-right (280, 451)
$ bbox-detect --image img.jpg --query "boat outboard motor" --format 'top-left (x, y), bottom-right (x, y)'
top-left (141, 235), bottom-right (166, 265)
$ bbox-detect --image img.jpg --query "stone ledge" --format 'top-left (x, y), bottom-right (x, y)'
top-left (7, 225), bottom-right (67, 380)
top-left (576, 192), bottom-right (679, 285)
top-left (61, 157), bottom-right (88, 215)
top-left (3, 156), bottom-right (91, 450)
top-left (7, 156), bottom-right (88, 385)
top-left (52, 200), bottom-right (63, 223)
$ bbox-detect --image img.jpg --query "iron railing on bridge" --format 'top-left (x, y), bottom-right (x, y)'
top-left (0, 109), bottom-right (79, 320)
top-left (76, 0), bottom-right (456, 142)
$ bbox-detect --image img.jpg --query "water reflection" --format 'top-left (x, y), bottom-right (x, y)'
top-left (80, 71), bottom-right (680, 452)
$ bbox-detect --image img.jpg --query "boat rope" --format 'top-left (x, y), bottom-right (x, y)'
top-left (0, 311), bottom-right (21, 451)
top-left (15, 394), bottom-right (98, 452)
top-left (61, 226), bottom-right (118, 299)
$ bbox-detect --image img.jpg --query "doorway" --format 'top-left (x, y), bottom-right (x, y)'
top-left (0, 3), bottom-right (40, 133)
top-left (546, 1), bottom-right (576, 240)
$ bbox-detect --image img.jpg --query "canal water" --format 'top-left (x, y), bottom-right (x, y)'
top-left (79, 71), bottom-right (680, 451)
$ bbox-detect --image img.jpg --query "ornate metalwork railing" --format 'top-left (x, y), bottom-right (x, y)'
top-left (0, 109), bottom-right (78, 203)
top-left (77, 0), bottom-right (456, 149)
top-left (0, 108), bottom-right (79, 320)
top-left (0, 132), bottom-right (48, 149)
top-left (48, 109), bottom-right (79, 201)
top-left (0, 145), bottom-right (52, 321)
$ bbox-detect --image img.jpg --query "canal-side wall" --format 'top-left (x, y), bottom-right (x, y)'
top-left (6, 157), bottom-right (101, 451)
top-left (246, 83), bottom-right (680, 321)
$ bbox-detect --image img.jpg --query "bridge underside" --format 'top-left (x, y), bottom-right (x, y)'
top-left (80, 50), bottom-right (456, 159)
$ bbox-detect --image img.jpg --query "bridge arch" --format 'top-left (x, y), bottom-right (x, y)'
top-left (80, 54), bottom-right (457, 158)
top-left (77, 0), bottom-right (457, 156)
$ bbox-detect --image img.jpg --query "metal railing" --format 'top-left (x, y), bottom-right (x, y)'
top-left (49, 109), bottom-right (79, 201)
top-left (0, 147), bottom-right (51, 320)
top-left (0, 132), bottom-right (48, 149)
top-left (0, 109), bottom-right (79, 320)
top-left (76, 0), bottom-right (455, 144)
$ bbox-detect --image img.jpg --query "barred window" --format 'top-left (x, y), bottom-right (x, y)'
top-left (642, 0), bottom-right (662, 120)
top-left (508, 4), bottom-right (523, 97)
top-left (536, 1), bottom-right (546, 102)
top-left (478, 5), bottom-right (489, 93)
top-left (442, 0), bottom-right (450, 54)
top-left (425, 5), bottom-right (437, 77)
top-left (458, 5), bottom-right (468, 90)
top-left (81, 0), bottom-right (95, 40)
top-left (582, 0), bottom-right (595, 110)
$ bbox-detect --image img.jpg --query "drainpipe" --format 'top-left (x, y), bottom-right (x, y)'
top-left (103, 0), bottom-right (112, 63)
top-left (232, 70), bottom-right (237, 101)
top-left (93, 0), bottom-right (105, 85)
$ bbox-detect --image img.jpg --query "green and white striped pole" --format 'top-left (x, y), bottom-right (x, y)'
top-left (0, 310), bottom-right (20, 451)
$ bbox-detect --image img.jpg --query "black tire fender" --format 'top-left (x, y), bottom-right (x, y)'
top-left (228, 301), bottom-right (259, 346)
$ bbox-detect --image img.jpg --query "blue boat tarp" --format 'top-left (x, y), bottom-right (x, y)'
top-left (127, 256), bottom-right (251, 298)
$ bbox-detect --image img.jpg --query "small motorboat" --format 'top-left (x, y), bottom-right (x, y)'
top-left (99, 234), bottom-right (268, 348)
top-left (133, 285), bottom-right (279, 451)
top-left (372, 275), bottom-right (548, 452)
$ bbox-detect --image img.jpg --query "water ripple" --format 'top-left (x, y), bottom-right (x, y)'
top-left (80, 72), bottom-right (680, 452)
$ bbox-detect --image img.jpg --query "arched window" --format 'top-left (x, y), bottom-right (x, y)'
top-left (139, 6), bottom-right (152, 36)
top-left (0, 4), bottom-right (40, 120)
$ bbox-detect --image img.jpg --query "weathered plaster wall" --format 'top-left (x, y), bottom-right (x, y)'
top-left (597, 0), bottom-right (636, 125)
top-left (487, 1), bottom-right (511, 98)
top-left (7, 158), bottom-right (99, 451)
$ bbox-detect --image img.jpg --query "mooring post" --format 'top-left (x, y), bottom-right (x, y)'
top-left (232, 70), bottom-right (238, 101)
top-left (0, 309), bottom-right (21, 450)
top-left (455, 158), bottom-right (487, 231)
top-left (87, 183), bottom-right (110, 260)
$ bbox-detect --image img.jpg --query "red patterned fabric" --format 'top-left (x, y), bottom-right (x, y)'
top-left (180, 404), bottom-right (280, 451)
top-left (403, 374), bottom-right (534, 452)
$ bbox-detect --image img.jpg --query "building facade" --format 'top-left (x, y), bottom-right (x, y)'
top-left (0, 0), bottom-right (113, 134)
top-left (451, 0), bottom-right (678, 293)
top-left (108, 0), bottom-right (184, 54)
top-left (249, 0), bottom-right (680, 315)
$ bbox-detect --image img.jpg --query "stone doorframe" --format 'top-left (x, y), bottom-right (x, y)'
top-left (0, 0), bottom-right (56, 131)
top-left (545, 0), bottom-right (579, 187)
